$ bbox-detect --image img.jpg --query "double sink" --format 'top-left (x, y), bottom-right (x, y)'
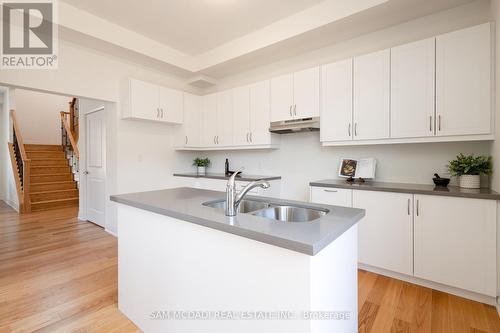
top-left (202, 199), bottom-right (329, 223)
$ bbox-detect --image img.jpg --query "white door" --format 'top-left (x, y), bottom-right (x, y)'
top-left (129, 79), bottom-right (159, 121)
top-left (270, 73), bottom-right (293, 122)
top-left (353, 190), bottom-right (413, 276)
top-left (85, 109), bottom-right (106, 228)
top-left (320, 59), bottom-right (353, 142)
top-left (293, 67), bottom-right (320, 119)
top-left (232, 85), bottom-right (251, 146)
top-left (202, 93), bottom-right (217, 147)
top-left (391, 38), bottom-right (435, 138)
top-left (414, 195), bottom-right (496, 296)
top-left (353, 49), bottom-right (390, 140)
top-left (159, 87), bottom-right (183, 124)
top-left (249, 80), bottom-right (271, 145)
top-left (182, 93), bottom-right (201, 147)
top-left (216, 90), bottom-right (233, 146)
top-left (436, 23), bottom-right (492, 136)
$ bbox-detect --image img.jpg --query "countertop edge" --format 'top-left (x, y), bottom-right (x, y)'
top-left (309, 181), bottom-right (500, 200)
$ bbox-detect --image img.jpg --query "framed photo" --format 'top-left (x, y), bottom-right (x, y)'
top-left (339, 159), bottom-right (358, 178)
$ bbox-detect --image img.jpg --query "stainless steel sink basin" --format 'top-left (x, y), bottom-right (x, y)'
top-left (203, 199), bottom-right (271, 213)
top-left (251, 206), bottom-right (328, 223)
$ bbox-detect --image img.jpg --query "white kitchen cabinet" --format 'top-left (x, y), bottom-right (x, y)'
top-left (414, 195), bottom-right (496, 296)
top-left (123, 79), bottom-right (184, 124)
top-left (310, 187), bottom-right (352, 207)
top-left (391, 38), bottom-right (435, 138)
top-left (293, 67), bottom-right (320, 119)
top-left (216, 90), bottom-right (234, 146)
top-left (353, 190), bottom-right (413, 276)
top-left (176, 93), bottom-right (201, 147)
top-left (159, 87), bottom-right (183, 124)
top-left (436, 23), bottom-right (492, 136)
top-left (202, 93), bottom-right (218, 146)
top-left (320, 59), bottom-right (353, 142)
top-left (270, 74), bottom-right (294, 122)
top-left (249, 80), bottom-right (273, 145)
top-left (353, 49), bottom-right (390, 140)
top-left (232, 85), bottom-right (251, 146)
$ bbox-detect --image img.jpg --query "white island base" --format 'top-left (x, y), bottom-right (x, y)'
top-left (118, 204), bottom-right (358, 333)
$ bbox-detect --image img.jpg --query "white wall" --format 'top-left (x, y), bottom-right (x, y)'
top-left (14, 89), bottom-right (71, 145)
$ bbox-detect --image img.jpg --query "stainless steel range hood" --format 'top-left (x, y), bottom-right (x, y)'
top-left (269, 117), bottom-right (320, 134)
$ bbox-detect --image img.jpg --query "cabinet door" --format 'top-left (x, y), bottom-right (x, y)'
top-left (353, 49), bottom-right (390, 140)
top-left (414, 195), bottom-right (496, 296)
top-left (249, 80), bottom-right (272, 145)
top-left (202, 94), bottom-right (217, 147)
top-left (353, 190), bottom-right (413, 276)
top-left (320, 59), bottom-right (353, 142)
top-left (216, 90), bottom-right (233, 146)
top-left (183, 93), bottom-right (201, 147)
top-left (310, 187), bottom-right (352, 207)
top-left (391, 38), bottom-right (435, 138)
top-left (293, 67), bottom-right (320, 119)
top-left (436, 23), bottom-right (491, 136)
top-left (129, 79), bottom-right (159, 121)
top-left (270, 73), bottom-right (293, 122)
top-left (159, 87), bottom-right (183, 124)
top-left (232, 85), bottom-right (251, 146)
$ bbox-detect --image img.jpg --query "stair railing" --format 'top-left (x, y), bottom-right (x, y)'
top-left (60, 111), bottom-right (79, 176)
top-left (8, 109), bottom-right (31, 213)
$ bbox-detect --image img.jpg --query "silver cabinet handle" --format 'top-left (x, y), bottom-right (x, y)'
top-left (156, 108), bottom-right (160, 118)
top-left (438, 115), bottom-right (441, 131)
top-left (213, 136), bottom-right (216, 144)
top-left (416, 199), bottom-right (419, 216)
top-left (354, 123), bottom-right (358, 136)
top-left (429, 116), bottom-right (432, 132)
top-left (216, 136), bottom-right (219, 144)
top-left (348, 123), bottom-right (351, 137)
top-left (246, 133), bottom-right (249, 143)
top-left (407, 198), bottom-right (410, 215)
top-left (324, 189), bottom-right (338, 193)
top-left (289, 105), bottom-right (292, 117)
top-left (161, 108), bottom-right (164, 118)
top-left (185, 136), bottom-right (188, 145)
top-left (249, 132), bottom-right (252, 142)
top-left (83, 171), bottom-right (89, 175)
top-left (293, 104), bottom-right (297, 116)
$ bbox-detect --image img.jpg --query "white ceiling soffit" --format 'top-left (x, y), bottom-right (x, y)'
top-left (58, 0), bottom-right (387, 73)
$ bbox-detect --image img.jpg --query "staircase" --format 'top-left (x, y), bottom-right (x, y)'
top-left (26, 144), bottom-right (79, 212)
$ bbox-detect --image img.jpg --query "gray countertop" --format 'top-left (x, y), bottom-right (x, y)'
top-left (110, 187), bottom-right (365, 256)
top-left (174, 172), bottom-right (281, 182)
top-left (310, 179), bottom-right (500, 200)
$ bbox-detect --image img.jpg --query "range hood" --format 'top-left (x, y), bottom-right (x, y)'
top-left (269, 117), bottom-right (320, 134)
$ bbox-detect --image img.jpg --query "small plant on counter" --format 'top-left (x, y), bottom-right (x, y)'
top-left (447, 153), bottom-right (492, 189)
top-left (193, 158), bottom-right (210, 176)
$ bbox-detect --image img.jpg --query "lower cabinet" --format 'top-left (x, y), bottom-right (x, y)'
top-left (310, 187), bottom-right (352, 207)
top-left (352, 190), bottom-right (413, 276)
top-left (413, 195), bottom-right (496, 296)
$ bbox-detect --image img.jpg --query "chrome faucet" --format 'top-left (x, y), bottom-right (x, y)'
top-left (225, 168), bottom-right (270, 216)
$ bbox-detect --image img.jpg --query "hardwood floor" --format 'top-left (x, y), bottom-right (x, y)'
top-left (1, 201), bottom-right (499, 333)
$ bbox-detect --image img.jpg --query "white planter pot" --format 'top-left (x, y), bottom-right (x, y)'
top-left (459, 175), bottom-right (480, 189)
top-left (197, 166), bottom-right (206, 176)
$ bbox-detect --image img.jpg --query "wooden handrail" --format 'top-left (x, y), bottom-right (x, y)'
top-left (10, 110), bottom-right (27, 161)
top-left (7, 143), bottom-right (24, 212)
top-left (60, 111), bottom-right (80, 159)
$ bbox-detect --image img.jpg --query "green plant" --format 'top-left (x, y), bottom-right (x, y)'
top-left (193, 158), bottom-right (210, 167)
top-left (447, 153), bottom-right (492, 177)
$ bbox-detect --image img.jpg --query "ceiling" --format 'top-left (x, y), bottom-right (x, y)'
top-left (61, 0), bottom-right (324, 56)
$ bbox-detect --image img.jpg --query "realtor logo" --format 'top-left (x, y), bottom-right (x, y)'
top-left (1, 0), bottom-right (58, 69)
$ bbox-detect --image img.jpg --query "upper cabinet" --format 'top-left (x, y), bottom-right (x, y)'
top-left (391, 38), bottom-right (435, 138)
top-left (201, 90), bottom-right (233, 147)
top-left (353, 49), bottom-right (390, 140)
top-left (271, 67), bottom-right (319, 122)
top-left (176, 93), bottom-right (201, 147)
top-left (321, 59), bottom-right (353, 142)
top-left (436, 23), bottom-right (492, 136)
top-left (123, 79), bottom-right (183, 124)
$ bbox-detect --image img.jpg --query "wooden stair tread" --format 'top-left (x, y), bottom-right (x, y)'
top-left (30, 180), bottom-right (75, 185)
top-left (30, 189), bottom-right (78, 195)
top-left (31, 173), bottom-right (70, 176)
top-left (31, 197), bottom-right (78, 205)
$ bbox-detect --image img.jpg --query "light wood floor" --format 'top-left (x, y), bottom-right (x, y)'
top-left (1, 201), bottom-right (499, 333)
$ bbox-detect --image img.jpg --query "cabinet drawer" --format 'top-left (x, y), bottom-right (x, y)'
top-left (310, 187), bottom-right (352, 207)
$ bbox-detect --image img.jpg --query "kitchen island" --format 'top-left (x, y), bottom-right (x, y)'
top-left (111, 187), bottom-right (365, 333)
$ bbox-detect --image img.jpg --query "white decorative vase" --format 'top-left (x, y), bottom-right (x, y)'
top-left (197, 166), bottom-right (206, 176)
top-left (459, 175), bottom-right (480, 189)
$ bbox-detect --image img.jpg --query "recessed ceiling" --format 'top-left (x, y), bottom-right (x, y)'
top-left (60, 0), bottom-right (325, 55)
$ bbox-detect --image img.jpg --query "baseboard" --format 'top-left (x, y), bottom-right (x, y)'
top-left (106, 229), bottom-right (117, 238)
top-left (5, 199), bottom-right (19, 212)
top-left (359, 263), bottom-right (496, 306)
top-left (497, 300), bottom-right (500, 317)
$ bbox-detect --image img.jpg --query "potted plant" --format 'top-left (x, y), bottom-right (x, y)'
top-left (447, 153), bottom-right (492, 189)
top-left (193, 158), bottom-right (210, 176)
